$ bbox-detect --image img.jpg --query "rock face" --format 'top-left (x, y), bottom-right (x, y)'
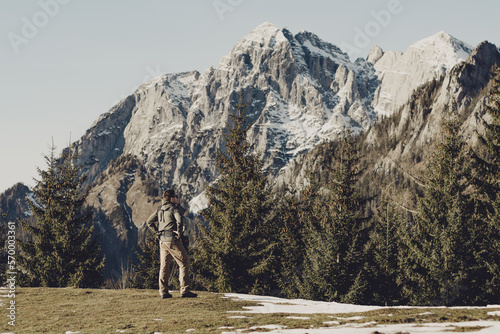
top-left (0, 183), bottom-right (33, 222)
top-left (370, 31), bottom-right (473, 117)
top-left (84, 155), bottom-right (162, 277)
top-left (365, 41), bottom-right (500, 178)
top-left (5, 23), bottom-right (497, 279)
top-left (278, 40), bottom-right (499, 199)
top-left (73, 24), bottom-right (472, 202)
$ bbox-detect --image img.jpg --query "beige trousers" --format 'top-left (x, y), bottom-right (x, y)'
top-left (159, 239), bottom-right (191, 296)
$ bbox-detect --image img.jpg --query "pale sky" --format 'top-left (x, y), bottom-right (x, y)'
top-left (1, 0), bottom-right (499, 193)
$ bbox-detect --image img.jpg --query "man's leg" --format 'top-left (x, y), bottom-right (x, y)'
top-left (159, 241), bottom-right (173, 297)
top-left (168, 240), bottom-right (194, 296)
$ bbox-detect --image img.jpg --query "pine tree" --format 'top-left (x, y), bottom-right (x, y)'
top-left (482, 67), bottom-right (500, 168)
top-left (18, 144), bottom-right (104, 287)
top-left (402, 112), bottom-right (494, 305)
top-left (272, 187), bottom-right (306, 299)
top-left (192, 100), bottom-right (277, 294)
top-left (473, 66), bottom-right (500, 302)
top-left (298, 132), bottom-right (368, 303)
top-left (365, 197), bottom-right (406, 305)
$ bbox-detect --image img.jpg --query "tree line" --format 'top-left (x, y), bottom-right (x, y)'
top-left (11, 69), bottom-right (500, 306)
top-left (189, 70), bottom-right (500, 306)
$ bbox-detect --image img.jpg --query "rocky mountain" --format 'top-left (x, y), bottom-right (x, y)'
top-left (369, 31), bottom-right (473, 117)
top-left (73, 23), bottom-right (472, 201)
top-left (0, 183), bottom-right (33, 223)
top-left (3, 23), bottom-right (498, 279)
top-left (277, 40), bottom-right (500, 198)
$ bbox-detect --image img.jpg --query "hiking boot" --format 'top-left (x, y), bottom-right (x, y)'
top-left (161, 292), bottom-right (172, 299)
top-left (180, 291), bottom-right (197, 298)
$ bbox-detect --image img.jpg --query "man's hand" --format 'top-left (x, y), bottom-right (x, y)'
top-left (181, 235), bottom-right (189, 251)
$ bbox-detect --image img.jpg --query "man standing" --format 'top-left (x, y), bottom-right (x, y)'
top-left (146, 189), bottom-right (197, 298)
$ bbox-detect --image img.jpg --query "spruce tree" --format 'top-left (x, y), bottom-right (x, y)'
top-left (365, 197), bottom-right (406, 305)
top-left (192, 100), bottom-right (276, 294)
top-left (271, 166), bottom-right (327, 299)
top-left (482, 67), bottom-right (500, 168)
top-left (473, 66), bottom-right (500, 302)
top-left (298, 132), bottom-right (368, 303)
top-left (402, 112), bottom-right (493, 305)
top-left (18, 144), bottom-right (104, 287)
top-left (272, 187), bottom-right (306, 299)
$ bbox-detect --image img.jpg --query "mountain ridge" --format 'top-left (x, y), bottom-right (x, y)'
top-left (4, 23), bottom-right (498, 278)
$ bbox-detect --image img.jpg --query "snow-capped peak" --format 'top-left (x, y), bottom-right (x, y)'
top-left (408, 31), bottom-right (473, 69)
top-left (294, 29), bottom-right (352, 70)
top-left (216, 22), bottom-right (289, 70)
top-left (237, 22), bottom-right (288, 48)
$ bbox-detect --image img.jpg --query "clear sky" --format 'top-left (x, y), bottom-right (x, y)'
top-left (1, 0), bottom-right (499, 193)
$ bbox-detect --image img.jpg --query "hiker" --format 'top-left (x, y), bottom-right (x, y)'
top-left (146, 189), bottom-right (197, 299)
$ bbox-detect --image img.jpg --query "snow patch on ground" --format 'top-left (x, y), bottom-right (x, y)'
top-left (223, 293), bottom-right (500, 334)
top-left (227, 315), bottom-right (250, 319)
top-left (335, 316), bottom-right (365, 320)
top-left (224, 293), bottom-right (384, 314)
top-left (225, 293), bottom-right (500, 314)
top-left (286, 316), bottom-right (310, 320)
top-left (250, 324), bottom-right (287, 330)
top-left (221, 321), bottom-right (500, 334)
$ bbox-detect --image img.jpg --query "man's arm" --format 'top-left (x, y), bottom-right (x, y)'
top-left (146, 210), bottom-right (159, 232)
top-left (173, 208), bottom-right (183, 236)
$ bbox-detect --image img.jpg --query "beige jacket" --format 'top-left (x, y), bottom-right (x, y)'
top-left (146, 199), bottom-right (183, 235)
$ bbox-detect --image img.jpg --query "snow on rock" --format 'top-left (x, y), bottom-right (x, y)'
top-left (188, 190), bottom-right (209, 214)
top-left (238, 22), bottom-right (288, 48)
top-left (372, 31), bottom-right (472, 117)
top-left (73, 25), bottom-right (476, 213)
top-left (408, 31), bottom-right (473, 70)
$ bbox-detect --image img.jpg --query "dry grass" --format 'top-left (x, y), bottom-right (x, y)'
top-left (1, 288), bottom-right (499, 333)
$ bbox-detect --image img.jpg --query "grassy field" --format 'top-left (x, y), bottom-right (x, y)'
top-left (1, 287), bottom-right (499, 333)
